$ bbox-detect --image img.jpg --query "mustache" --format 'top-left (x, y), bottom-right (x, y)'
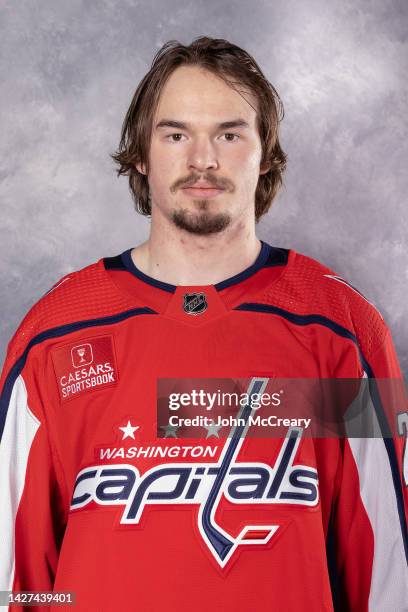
top-left (171, 175), bottom-right (232, 192)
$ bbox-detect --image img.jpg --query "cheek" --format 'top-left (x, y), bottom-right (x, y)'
top-left (148, 159), bottom-right (175, 196)
top-left (247, 143), bottom-right (264, 168)
top-left (149, 143), bottom-right (171, 173)
top-left (231, 149), bottom-right (263, 189)
top-left (229, 143), bottom-right (262, 171)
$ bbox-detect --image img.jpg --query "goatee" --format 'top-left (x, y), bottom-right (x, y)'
top-left (172, 206), bottom-right (231, 235)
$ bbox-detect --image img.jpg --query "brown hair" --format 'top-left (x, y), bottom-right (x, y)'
top-left (110, 36), bottom-right (287, 223)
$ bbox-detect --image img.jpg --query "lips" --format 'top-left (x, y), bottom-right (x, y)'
top-left (182, 185), bottom-right (225, 199)
top-left (183, 182), bottom-right (223, 189)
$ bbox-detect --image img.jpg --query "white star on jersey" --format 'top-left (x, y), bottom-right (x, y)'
top-left (119, 421), bottom-right (139, 440)
top-left (160, 423), bottom-right (178, 438)
top-left (204, 420), bottom-right (223, 438)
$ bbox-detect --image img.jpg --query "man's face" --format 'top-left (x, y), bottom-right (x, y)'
top-left (136, 65), bottom-right (269, 235)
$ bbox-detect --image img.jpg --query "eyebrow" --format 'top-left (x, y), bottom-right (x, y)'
top-left (154, 118), bottom-right (250, 130)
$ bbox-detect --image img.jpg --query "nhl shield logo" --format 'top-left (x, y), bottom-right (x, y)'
top-left (183, 292), bottom-right (208, 315)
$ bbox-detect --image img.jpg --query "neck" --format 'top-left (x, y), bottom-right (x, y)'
top-left (131, 210), bottom-right (261, 287)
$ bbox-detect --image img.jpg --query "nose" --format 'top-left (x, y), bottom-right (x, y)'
top-left (187, 137), bottom-right (219, 172)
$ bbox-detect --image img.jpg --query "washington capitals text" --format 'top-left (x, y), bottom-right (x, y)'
top-left (70, 379), bottom-right (319, 567)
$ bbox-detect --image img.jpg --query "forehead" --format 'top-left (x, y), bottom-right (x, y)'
top-left (153, 65), bottom-right (258, 127)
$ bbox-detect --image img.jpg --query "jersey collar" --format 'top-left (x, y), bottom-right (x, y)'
top-left (119, 240), bottom-right (279, 294)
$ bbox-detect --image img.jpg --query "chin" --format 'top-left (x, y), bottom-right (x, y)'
top-left (172, 209), bottom-right (231, 235)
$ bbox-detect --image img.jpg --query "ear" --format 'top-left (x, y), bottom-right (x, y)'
top-left (259, 162), bottom-right (271, 175)
top-left (135, 161), bottom-right (147, 175)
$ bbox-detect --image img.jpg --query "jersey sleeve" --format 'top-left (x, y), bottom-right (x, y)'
top-left (328, 326), bottom-right (408, 611)
top-left (0, 332), bottom-right (67, 609)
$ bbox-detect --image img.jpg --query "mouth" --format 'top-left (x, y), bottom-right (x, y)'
top-left (182, 186), bottom-right (225, 199)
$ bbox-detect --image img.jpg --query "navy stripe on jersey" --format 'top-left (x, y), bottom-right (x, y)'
top-left (0, 307), bottom-right (157, 443)
top-left (104, 254), bottom-right (125, 270)
top-left (326, 509), bottom-right (342, 610)
top-left (234, 301), bottom-right (408, 566)
top-left (215, 243), bottom-right (288, 291)
top-left (107, 241), bottom-right (289, 294)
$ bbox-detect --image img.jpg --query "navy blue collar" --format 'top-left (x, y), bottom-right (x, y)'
top-left (109, 240), bottom-right (289, 294)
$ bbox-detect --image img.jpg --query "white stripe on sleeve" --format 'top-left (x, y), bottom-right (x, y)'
top-left (0, 374), bottom-right (40, 591)
top-left (346, 374), bottom-right (408, 611)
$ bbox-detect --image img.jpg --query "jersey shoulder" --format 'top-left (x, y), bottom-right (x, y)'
top-left (261, 248), bottom-right (388, 359)
top-left (6, 256), bottom-right (136, 362)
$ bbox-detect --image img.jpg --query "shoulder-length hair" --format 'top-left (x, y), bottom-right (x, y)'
top-left (111, 36), bottom-right (287, 223)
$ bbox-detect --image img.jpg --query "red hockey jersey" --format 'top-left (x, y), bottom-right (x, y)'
top-left (0, 240), bottom-right (407, 611)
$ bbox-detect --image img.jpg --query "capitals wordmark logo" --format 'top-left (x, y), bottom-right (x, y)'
top-left (71, 378), bottom-right (319, 569)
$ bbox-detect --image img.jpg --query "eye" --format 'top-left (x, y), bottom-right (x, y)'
top-left (221, 133), bottom-right (240, 142)
top-left (166, 133), bottom-right (186, 142)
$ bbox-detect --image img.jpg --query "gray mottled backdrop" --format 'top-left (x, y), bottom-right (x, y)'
top-left (1, 0), bottom-right (407, 376)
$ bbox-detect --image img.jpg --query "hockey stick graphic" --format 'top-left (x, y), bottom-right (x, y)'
top-left (198, 377), bottom-right (279, 568)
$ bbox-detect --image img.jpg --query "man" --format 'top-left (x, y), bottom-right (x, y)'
top-left (0, 36), bottom-right (407, 611)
